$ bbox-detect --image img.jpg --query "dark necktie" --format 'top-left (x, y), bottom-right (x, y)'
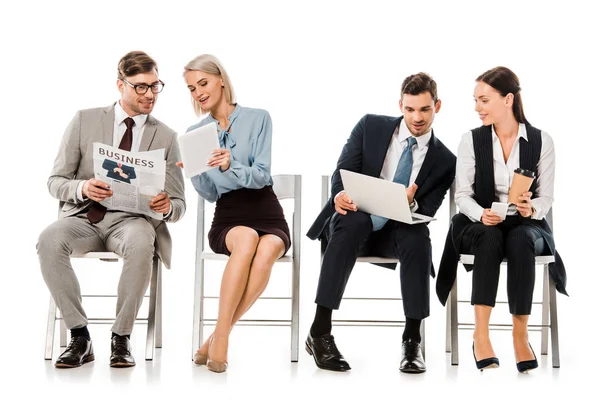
top-left (87, 117), bottom-right (135, 224)
top-left (371, 136), bottom-right (417, 231)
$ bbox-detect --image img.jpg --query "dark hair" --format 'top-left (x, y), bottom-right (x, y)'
top-left (401, 73), bottom-right (438, 103)
top-left (476, 66), bottom-right (528, 124)
top-left (117, 51), bottom-right (158, 79)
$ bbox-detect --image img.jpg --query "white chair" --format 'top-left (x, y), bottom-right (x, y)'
top-left (445, 185), bottom-right (560, 367)
top-left (44, 251), bottom-right (162, 361)
top-left (320, 176), bottom-right (425, 356)
top-left (191, 175), bottom-right (302, 362)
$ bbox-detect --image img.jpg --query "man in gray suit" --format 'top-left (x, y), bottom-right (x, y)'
top-left (38, 51), bottom-right (185, 368)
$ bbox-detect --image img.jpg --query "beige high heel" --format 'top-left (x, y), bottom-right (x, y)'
top-left (207, 336), bottom-right (229, 373)
top-left (194, 334), bottom-right (213, 365)
top-left (193, 349), bottom-right (208, 365)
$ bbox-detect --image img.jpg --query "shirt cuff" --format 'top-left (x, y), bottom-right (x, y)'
top-left (76, 181), bottom-right (85, 202)
top-left (465, 207), bottom-right (485, 223)
top-left (530, 203), bottom-right (540, 220)
top-left (410, 199), bottom-right (418, 212)
top-left (163, 203), bottom-right (173, 220)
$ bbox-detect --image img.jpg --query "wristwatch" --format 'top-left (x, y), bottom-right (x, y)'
top-left (528, 205), bottom-right (537, 218)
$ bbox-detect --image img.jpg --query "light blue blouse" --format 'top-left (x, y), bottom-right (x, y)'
top-left (188, 104), bottom-right (273, 202)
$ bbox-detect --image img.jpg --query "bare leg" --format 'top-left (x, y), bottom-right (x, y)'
top-left (199, 235), bottom-right (284, 357)
top-left (512, 314), bottom-right (535, 362)
top-left (208, 227), bottom-right (259, 364)
top-left (473, 305), bottom-right (496, 361)
top-left (231, 235), bottom-right (285, 322)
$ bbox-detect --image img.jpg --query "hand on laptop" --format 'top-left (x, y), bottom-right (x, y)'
top-left (406, 183), bottom-right (418, 205)
top-left (335, 191), bottom-right (358, 215)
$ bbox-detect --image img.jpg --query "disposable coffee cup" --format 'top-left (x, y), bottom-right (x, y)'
top-left (508, 168), bottom-right (535, 204)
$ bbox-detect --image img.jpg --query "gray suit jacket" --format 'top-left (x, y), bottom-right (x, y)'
top-left (48, 104), bottom-right (186, 269)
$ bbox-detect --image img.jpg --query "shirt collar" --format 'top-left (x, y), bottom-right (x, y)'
top-left (115, 101), bottom-right (148, 128)
top-left (399, 118), bottom-right (432, 148)
top-left (207, 103), bottom-right (241, 132)
top-left (491, 123), bottom-right (528, 142)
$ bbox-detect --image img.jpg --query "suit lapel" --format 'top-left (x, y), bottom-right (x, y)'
top-left (101, 104), bottom-right (115, 145)
top-left (414, 132), bottom-right (439, 188)
top-left (374, 116), bottom-right (403, 176)
top-left (139, 115), bottom-right (158, 151)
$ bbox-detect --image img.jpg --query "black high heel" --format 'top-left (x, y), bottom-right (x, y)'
top-left (516, 343), bottom-right (538, 373)
top-left (473, 342), bottom-right (499, 370)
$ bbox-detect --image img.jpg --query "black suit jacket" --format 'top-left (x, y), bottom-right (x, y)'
top-left (307, 114), bottom-right (456, 272)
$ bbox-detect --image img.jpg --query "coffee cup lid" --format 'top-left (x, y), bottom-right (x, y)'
top-left (514, 168), bottom-right (535, 178)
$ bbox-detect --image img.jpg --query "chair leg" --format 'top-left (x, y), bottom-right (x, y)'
top-left (60, 319), bottom-right (68, 348)
top-left (445, 299), bottom-right (451, 353)
top-left (155, 264), bottom-right (163, 349)
top-left (45, 297), bottom-right (57, 360)
top-left (450, 280), bottom-right (459, 365)
top-left (192, 258), bottom-right (205, 360)
top-left (549, 274), bottom-right (560, 368)
top-left (541, 264), bottom-right (550, 355)
top-left (291, 256), bottom-right (300, 362)
top-left (145, 255), bottom-right (159, 360)
top-left (420, 320), bottom-right (426, 361)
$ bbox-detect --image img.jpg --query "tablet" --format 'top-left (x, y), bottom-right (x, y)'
top-left (177, 122), bottom-right (220, 178)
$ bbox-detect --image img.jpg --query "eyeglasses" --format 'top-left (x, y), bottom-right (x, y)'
top-left (121, 78), bottom-right (165, 95)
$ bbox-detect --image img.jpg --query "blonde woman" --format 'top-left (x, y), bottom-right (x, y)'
top-left (178, 54), bottom-right (290, 373)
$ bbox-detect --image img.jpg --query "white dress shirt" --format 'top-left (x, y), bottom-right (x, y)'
top-left (112, 101), bottom-right (148, 152)
top-left (379, 118), bottom-right (431, 211)
top-left (455, 123), bottom-right (555, 222)
top-left (77, 101), bottom-right (148, 202)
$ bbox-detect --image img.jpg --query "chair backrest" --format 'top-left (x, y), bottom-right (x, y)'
top-left (321, 176), bottom-right (330, 208)
top-left (196, 175), bottom-right (302, 255)
top-left (448, 181), bottom-right (554, 230)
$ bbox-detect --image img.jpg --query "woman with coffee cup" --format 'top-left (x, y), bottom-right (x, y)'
top-left (436, 66), bottom-right (567, 372)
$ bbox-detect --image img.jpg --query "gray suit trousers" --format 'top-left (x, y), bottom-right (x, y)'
top-left (37, 210), bottom-right (156, 335)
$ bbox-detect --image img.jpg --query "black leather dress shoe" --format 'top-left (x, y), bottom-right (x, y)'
top-left (305, 332), bottom-right (351, 371)
top-left (110, 336), bottom-right (135, 368)
top-left (399, 339), bottom-right (426, 373)
top-left (55, 336), bottom-right (94, 368)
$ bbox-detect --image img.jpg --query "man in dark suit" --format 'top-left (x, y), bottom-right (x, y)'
top-left (306, 73), bottom-right (456, 373)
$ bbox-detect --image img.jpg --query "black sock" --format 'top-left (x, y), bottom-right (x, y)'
top-left (70, 326), bottom-right (90, 340)
top-left (111, 332), bottom-right (131, 340)
top-left (310, 305), bottom-right (333, 337)
top-left (402, 318), bottom-right (422, 342)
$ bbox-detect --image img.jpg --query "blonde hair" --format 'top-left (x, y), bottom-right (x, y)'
top-left (184, 54), bottom-right (236, 116)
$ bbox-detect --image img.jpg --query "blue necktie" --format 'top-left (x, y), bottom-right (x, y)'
top-left (370, 136), bottom-right (417, 231)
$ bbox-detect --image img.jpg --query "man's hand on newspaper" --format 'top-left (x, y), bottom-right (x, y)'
top-left (208, 149), bottom-right (231, 172)
top-left (83, 179), bottom-right (112, 202)
top-left (149, 191), bottom-right (171, 214)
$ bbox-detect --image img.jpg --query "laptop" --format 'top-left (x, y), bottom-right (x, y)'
top-left (340, 169), bottom-right (435, 225)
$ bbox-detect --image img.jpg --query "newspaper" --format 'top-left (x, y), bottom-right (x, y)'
top-left (93, 142), bottom-right (166, 220)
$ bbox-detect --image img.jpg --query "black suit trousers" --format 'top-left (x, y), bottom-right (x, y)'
top-left (460, 216), bottom-right (548, 315)
top-left (315, 210), bottom-right (432, 319)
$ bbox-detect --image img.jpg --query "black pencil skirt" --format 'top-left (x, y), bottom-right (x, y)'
top-left (208, 185), bottom-right (291, 257)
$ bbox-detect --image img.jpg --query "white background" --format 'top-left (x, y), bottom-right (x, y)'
top-left (1, 0), bottom-right (598, 398)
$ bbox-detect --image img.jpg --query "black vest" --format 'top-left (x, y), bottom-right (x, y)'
top-left (471, 124), bottom-right (542, 208)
